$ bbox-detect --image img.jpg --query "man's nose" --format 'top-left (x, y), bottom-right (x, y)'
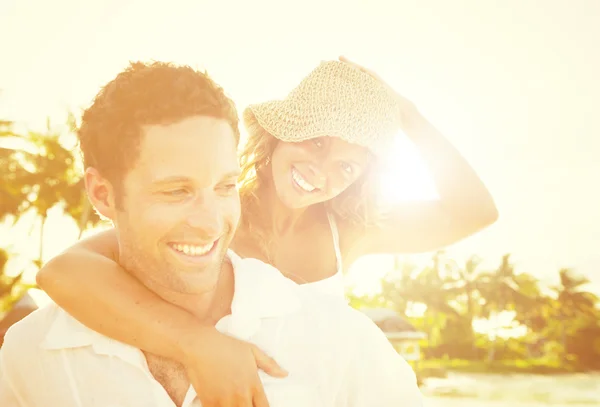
top-left (186, 194), bottom-right (222, 238)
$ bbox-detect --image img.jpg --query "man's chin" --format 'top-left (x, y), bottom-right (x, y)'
top-left (179, 273), bottom-right (222, 294)
top-left (167, 250), bottom-right (230, 294)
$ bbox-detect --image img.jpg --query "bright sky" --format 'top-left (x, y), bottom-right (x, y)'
top-left (1, 0), bottom-right (599, 297)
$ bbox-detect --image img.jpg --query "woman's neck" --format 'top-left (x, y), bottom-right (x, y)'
top-left (264, 182), bottom-right (308, 236)
top-left (235, 175), bottom-right (326, 262)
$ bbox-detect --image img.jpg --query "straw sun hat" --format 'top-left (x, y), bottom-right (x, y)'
top-left (244, 60), bottom-right (402, 157)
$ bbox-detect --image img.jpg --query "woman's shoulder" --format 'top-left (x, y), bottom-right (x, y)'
top-left (331, 213), bottom-right (371, 264)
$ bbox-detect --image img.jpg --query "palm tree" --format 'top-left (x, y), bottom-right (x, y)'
top-left (382, 252), bottom-right (462, 348)
top-left (0, 248), bottom-right (31, 313)
top-left (1, 118), bottom-right (101, 266)
top-left (441, 255), bottom-right (487, 358)
top-left (476, 254), bottom-right (541, 361)
top-left (552, 268), bottom-right (599, 353)
top-left (0, 120), bottom-right (30, 223)
top-left (378, 257), bottom-right (418, 315)
top-left (555, 268), bottom-right (598, 316)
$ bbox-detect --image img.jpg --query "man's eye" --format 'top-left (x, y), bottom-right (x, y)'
top-left (163, 189), bottom-right (188, 197)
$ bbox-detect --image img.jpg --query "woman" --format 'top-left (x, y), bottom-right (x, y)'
top-left (37, 57), bottom-right (497, 405)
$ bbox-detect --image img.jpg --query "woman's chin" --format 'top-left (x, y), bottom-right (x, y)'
top-left (282, 198), bottom-right (307, 210)
top-left (274, 181), bottom-right (331, 209)
top-left (276, 193), bottom-right (311, 210)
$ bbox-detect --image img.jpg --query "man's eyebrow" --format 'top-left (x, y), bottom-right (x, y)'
top-left (151, 170), bottom-right (241, 185)
top-left (151, 176), bottom-right (190, 185)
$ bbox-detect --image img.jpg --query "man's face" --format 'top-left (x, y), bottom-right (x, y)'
top-left (112, 116), bottom-right (240, 294)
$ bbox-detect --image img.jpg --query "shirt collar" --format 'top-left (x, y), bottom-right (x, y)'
top-left (41, 250), bottom-right (301, 351)
top-left (40, 305), bottom-right (146, 368)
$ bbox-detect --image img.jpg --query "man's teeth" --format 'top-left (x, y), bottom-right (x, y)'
top-left (292, 168), bottom-right (316, 192)
top-left (171, 242), bottom-right (214, 256)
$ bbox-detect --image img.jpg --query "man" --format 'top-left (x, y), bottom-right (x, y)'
top-left (0, 62), bottom-right (421, 406)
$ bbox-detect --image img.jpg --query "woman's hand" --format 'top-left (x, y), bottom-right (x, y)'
top-left (338, 55), bottom-right (419, 128)
top-left (181, 325), bottom-right (287, 406)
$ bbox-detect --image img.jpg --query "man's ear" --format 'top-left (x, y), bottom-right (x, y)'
top-left (84, 167), bottom-right (117, 220)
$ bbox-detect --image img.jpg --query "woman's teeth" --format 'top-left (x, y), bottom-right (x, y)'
top-left (292, 168), bottom-right (316, 192)
top-left (170, 242), bottom-right (214, 256)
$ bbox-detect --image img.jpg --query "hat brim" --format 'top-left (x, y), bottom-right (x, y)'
top-left (246, 102), bottom-right (390, 157)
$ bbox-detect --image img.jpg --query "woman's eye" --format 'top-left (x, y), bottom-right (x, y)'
top-left (218, 184), bottom-right (238, 194)
top-left (313, 139), bottom-right (323, 148)
top-left (341, 162), bottom-right (353, 174)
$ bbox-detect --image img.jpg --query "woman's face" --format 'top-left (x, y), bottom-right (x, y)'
top-left (269, 136), bottom-right (370, 209)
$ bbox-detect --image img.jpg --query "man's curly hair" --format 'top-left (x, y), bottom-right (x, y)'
top-left (78, 61), bottom-right (239, 203)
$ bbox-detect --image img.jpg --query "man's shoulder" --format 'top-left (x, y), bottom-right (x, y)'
top-left (2, 303), bottom-right (61, 352)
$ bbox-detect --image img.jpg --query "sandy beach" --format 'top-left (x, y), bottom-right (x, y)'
top-left (424, 397), bottom-right (595, 407)
top-left (421, 372), bottom-right (600, 406)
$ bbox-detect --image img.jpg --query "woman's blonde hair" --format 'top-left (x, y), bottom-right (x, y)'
top-left (238, 109), bottom-right (385, 249)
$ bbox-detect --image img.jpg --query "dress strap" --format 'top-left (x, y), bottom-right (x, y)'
top-left (326, 211), bottom-right (343, 274)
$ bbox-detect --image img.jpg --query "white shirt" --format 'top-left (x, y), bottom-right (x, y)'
top-left (0, 252), bottom-right (422, 407)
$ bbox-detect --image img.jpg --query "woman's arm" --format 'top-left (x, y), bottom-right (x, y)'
top-left (363, 108), bottom-right (498, 254)
top-left (37, 229), bottom-right (198, 360)
top-left (36, 229), bottom-right (284, 406)
top-left (339, 57), bottom-right (498, 259)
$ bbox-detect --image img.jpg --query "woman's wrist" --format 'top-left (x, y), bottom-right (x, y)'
top-left (172, 323), bottom-right (215, 363)
top-left (398, 101), bottom-right (426, 135)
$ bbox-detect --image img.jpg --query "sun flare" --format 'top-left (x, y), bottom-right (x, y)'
top-left (378, 134), bottom-right (438, 204)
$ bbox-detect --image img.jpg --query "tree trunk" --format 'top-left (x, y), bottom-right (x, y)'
top-left (560, 317), bottom-right (567, 364)
top-left (38, 214), bottom-right (46, 268)
top-left (487, 308), bottom-right (501, 362)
